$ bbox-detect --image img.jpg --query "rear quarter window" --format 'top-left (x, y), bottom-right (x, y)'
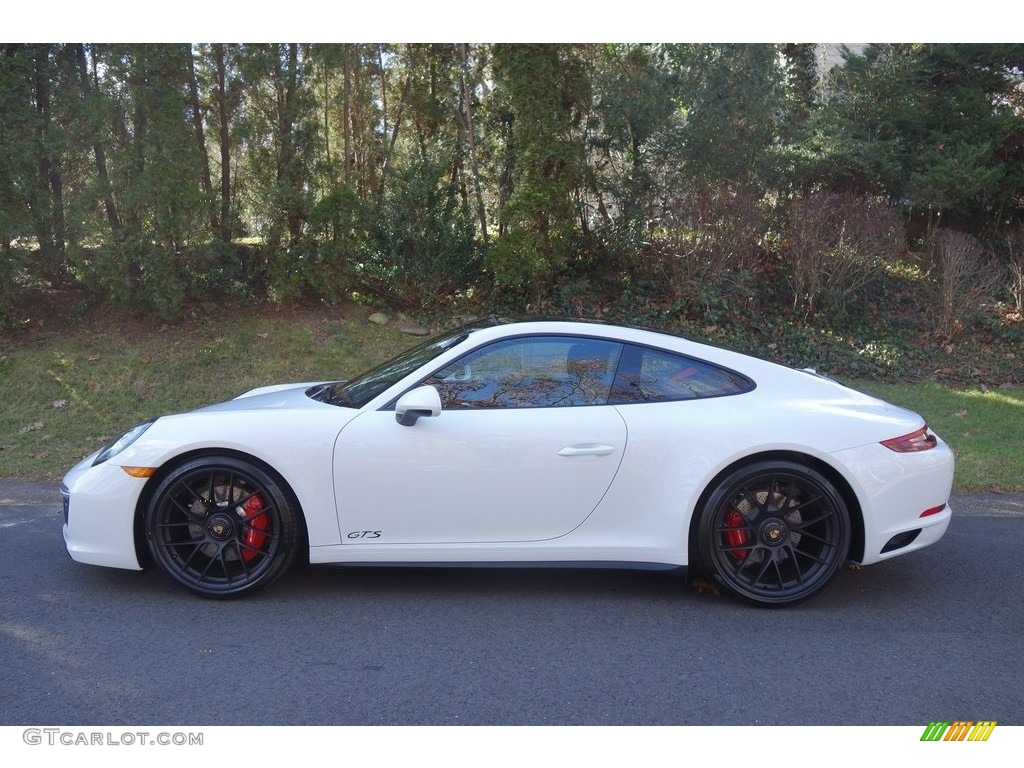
top-left (609, 344), bottom-right (753, 403)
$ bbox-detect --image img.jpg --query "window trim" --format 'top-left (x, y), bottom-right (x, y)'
top-left (382, 333), bottom-right (756, 411)
top-left (411, 334), bottom-right (626, 411)
top-left (608, 343), bottom-right (756, 405)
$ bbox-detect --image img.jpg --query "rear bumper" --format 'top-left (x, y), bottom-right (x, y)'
top-left (831, 438), bottom-right (955, 565)
top-left (867, 501), bottom-right (952, 563)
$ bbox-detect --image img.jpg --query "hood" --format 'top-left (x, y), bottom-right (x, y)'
top-left (192, 382), bottom-right (332, 414)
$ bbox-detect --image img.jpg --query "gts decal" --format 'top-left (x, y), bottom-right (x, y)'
top-left (347, 530), bottom-right (382, 539)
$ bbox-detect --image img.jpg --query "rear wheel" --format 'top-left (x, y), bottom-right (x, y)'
top-left (145, 457), bottom-right (299, 598)
top-left (697, 461), bottom-right (850, 606)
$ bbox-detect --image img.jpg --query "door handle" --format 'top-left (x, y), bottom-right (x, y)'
top-left (558, 444), bottom-right (616, 457)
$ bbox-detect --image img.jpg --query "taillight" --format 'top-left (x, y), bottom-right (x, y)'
top-left (881, 426), bottom-right (937, 453)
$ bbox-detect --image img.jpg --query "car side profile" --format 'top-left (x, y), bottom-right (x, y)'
top-left (61, 318), bottom-right (954, 605)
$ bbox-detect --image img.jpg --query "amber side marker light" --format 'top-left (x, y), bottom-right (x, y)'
top-left (881, 426), bottom-right (937, 453)
top-left (122, 466), bottom-right (157, 478)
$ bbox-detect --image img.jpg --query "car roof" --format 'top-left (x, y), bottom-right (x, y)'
top-left (461, 314), bottom-right (729, 353)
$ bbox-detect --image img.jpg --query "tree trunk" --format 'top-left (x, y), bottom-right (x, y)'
top-left (343, 44), bottom-right (352, 184)
top-left (378, 58), bottom-right (413, 200)
top-left (212, 44), bottom-right (232, 242)
top-left (277, 44), bottom-right (303, 246)
top-left (187, 44), bottom-right (219, 237)
top-left (126, 49), bottom-right (147, 233)
top-left (31, 44), bottom-right (66, 281)
top-left (459, 43), bottom-right (489, 246)
top-left (322, 49), bottom-right (333, 188)
top-left (76, 44), bottom-right (121, 234)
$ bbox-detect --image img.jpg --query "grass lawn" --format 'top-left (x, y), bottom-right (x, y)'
top-left (2, 305), bottom-right (1021, 491)
top-left (0, 306), bottom-right (419, 479)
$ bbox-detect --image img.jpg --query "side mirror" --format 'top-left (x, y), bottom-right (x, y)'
top-left (395, 385), bottom-right (442, 427)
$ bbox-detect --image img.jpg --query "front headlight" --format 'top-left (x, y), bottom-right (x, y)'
top-left (93, 420), bottom-right (156, 466)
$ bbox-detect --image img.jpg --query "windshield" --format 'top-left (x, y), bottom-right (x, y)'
top-left (310, 327), bottom-right (470, 409)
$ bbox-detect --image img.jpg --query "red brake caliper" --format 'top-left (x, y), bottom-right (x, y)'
top-left (241, 494), bottom-right (269, 562)
top-left (724, 508), bottom-right (749, 561)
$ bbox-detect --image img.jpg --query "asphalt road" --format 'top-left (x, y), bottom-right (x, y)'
top-left (1, 481), bottom-right (1022, 726)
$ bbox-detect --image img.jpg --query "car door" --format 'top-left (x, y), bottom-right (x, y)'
top-left (333, 336), bottom-right (628, 544)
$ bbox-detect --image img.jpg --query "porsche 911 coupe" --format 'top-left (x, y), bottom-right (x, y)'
top-left (61, 318), bottom-right (954, 605)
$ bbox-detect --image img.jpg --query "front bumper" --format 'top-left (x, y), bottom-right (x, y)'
top-left (61, 453), bottom-right (147, 571)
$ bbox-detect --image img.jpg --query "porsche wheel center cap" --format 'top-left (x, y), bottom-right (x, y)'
top-left (207, 513), bottom-right (236, 541)
top-left (760, 520), bottom-right (788, 546)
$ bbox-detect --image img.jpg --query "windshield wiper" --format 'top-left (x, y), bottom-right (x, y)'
top-left (306, 382), bottom-right (350, 406)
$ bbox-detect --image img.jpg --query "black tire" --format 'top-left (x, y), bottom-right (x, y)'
top-left (696, 460), bottom-right (850, 606)
top-left (145, 456), bottom-right (299, 598)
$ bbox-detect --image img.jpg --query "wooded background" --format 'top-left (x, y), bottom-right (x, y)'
top-left (2, 43), bottom-right (1023, 328)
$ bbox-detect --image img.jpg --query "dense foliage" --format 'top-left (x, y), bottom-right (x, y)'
top-left (1, 43), bottom-right (1022, 383)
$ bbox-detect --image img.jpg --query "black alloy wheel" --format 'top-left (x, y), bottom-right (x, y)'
top-left (697, 460), bottom-right (851, 606)
top-left (145, 456), bottom-right (299, 598)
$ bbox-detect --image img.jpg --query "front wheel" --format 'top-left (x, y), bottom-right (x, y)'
top-left (145, 457), bottom-right (299, 598)
top-left (696, 461), bottom-right (851, 606)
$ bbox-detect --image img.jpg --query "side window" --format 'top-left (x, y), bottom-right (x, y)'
top-left (610, 345), bottom-right (753, 403)
top-left (424, 337), bottom-right (623, 409)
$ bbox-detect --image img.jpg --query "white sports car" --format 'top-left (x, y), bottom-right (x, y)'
top-left (61, 318), bottom-right (954, 605)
